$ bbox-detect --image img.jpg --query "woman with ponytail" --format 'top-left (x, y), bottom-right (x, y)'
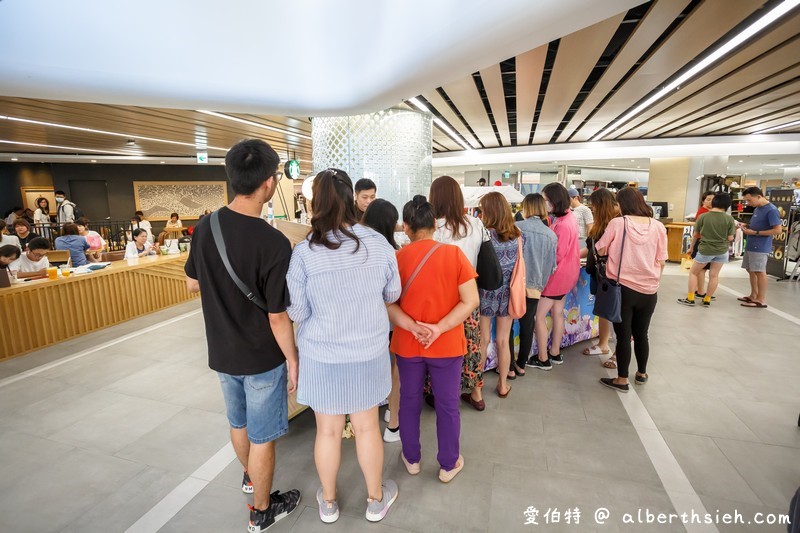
top-left (288, 169), bottom-right (417, 523)
top-left (389, 195), bottom-right (479, 484)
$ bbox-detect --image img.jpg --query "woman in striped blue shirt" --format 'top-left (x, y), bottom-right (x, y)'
top-left (287, 169), bottom-right (424, 524)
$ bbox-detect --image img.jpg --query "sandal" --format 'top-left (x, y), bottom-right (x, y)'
top-left (736, 296), bottom-right (753, 303)
top-left (582, 345), bottom-right (610, 356)
top-left (602, 359), bottom-right (617, 369)
top-left (496, 385), bottom-right (512, 398)
top-left (635, 373), bottom-right (648, 385)
top-left (514, 364), bottom-right (526, 376)
top-left (741, 301), bottom-right (768, 308)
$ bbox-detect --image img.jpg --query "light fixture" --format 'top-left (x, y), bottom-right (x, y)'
top-left (160, 161), bottom-right (165, 164)
top-left (0, 114), bottom-right (228, 151)
top-left (751, 119), bottom-right (800, 134)
top-left (90, 159), bottom-right (97, 163)
top-left (407, 98), bottom-right (473, 151)
top-left (11, 157), bottom-right (18, 161)
top-left (197, 110), bottom-right (311, 140)
top-left (0, 139), bottom-right (133, 155)
top-left (591, 0), bottom-right (800, 141)
top-left (739, 160), bottom-right (743, 163)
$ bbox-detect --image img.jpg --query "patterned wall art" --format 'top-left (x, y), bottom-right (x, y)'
top-left (132, 181), bottom-right (228, 220)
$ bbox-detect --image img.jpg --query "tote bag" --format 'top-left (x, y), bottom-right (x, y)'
top-left (476, 233), bottom-right (503, 290)
top-left (508, 236), bottom-right (526, 319)
top-left (594, 218), bottom-right (627, 323)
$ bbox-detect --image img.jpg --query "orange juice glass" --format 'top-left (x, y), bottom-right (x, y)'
top-left (47, 266), bottom-right (58, 280)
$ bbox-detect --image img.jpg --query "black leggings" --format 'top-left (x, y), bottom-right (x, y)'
top-left (612, 285), bottom-right (657, 379)
top-left (510, 297), bottom-right (539, 369)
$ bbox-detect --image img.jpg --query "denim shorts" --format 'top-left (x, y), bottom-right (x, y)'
top-left (694, 252), bottom-right (728, 264)
top-left (218, 363), bottom-right (288, 444)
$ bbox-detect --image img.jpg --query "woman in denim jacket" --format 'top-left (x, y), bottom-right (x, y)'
top-left (512, 194), bottom-right (557, 373)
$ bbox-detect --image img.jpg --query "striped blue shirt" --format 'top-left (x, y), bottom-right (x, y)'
top-left (287, 224), bottom-right (401, 414)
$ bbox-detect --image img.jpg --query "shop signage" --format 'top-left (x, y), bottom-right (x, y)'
top-left (284, 159), bottom-right (300, 180)
top-left (766, 188), bottom-right (793, 278)
top-left (196, 151), bottom-right (208, 164)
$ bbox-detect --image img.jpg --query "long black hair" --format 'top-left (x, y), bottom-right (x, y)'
top-left (362, 199), bottom-right (399, 249)
top-left (309, 168), bottom-right (360, 251)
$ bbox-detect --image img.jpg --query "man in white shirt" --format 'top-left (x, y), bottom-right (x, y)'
top-left (9, 237), bottom-right (51, 278)
top-left (569, 188), bottom-right (594, 241)
top-left (55, 190), bottom-right (77, 224)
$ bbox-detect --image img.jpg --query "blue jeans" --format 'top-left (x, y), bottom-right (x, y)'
top-left (218, 363), bottom-right (288, 444)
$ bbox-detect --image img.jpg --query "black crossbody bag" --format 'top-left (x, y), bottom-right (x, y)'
top-left (209, 210), bottom-right (269, 313)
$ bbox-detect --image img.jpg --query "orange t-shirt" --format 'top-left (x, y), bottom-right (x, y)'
top-left (390, 240), bottom-right (477, 358)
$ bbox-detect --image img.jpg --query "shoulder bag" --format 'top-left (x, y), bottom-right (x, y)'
top-left (400, 242), bottom-right (443, 301)
top-left (209, 210), bottom-right (269, 313)
top-left (594, 217), bottom-right (627, 323)
top-left (508, 236), bottom-right (526, 319)
top-left (476, 228), bottom-right (502, 291)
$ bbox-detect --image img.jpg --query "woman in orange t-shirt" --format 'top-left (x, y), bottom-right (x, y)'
top-left (388, 195), bottom-right (479, 484)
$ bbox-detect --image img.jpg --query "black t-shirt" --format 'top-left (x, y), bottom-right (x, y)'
top-left (17, 232), bottom-right (40, 250)
top-left (185, 207), bottom-right (292, 375)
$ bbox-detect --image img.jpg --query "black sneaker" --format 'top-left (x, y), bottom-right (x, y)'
top-left (526, 357), bottom-right (552, 371)
top-left (248, 489), bottom-right (301, 532)
top-left (549, 353), bottom-right (564, 365)
top-left (676, 298), bottom-right (695, 306)
top-left (242, 470), bottom-right (253, 494)
top-left (695, 292), bottom-right (716, 301)
top-left (702, 300), bottom-right (710, 308)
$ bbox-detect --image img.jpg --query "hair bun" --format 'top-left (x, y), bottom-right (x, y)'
top-left (412, 195), bottom-right (427, 208)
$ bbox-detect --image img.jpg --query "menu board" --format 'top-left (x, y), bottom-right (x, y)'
top-left (766, 189), bottom-right (793, 278)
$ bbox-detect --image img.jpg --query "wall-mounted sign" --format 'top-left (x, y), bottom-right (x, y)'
top-left (196, 152), bottom-right (209, 164)
top-left (284, 159), bottom-right (300, 180)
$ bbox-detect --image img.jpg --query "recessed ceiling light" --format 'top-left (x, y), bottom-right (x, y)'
top-left (197, 110), bottom-right (311, 140)
top-left (0, 139), bottom-right (131, 155)
top-left (738, 160), bottom-right (743, 163)
top-left (631, 159), bottom-right (634, 162)
top-left (160, 161), bottom-right (165, 164)
top-left (611, 164), bottom-right (616, 167)
top-left (406, 98), bottom-right (473, 151)
top-left (0, 115), bottom-right (227, 151)
top-left (591, 0), bottom-right (799, 141)
top-left (11, 157), bottom-right (18, 161)
top-left (91, 159), bottom-right (97, 163)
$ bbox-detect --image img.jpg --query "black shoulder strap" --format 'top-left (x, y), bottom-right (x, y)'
top-left (209, 210), bottom-right (269, 313)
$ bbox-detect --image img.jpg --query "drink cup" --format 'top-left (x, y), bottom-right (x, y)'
top-left (47, 266), bottom-right (58, 280)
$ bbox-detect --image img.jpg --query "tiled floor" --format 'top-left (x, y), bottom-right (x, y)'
top-left (0, 264), bottom-right (798, 532)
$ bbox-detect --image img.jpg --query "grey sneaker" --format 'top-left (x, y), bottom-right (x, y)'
top-left (316, 487), bottom-right (339, 524)
top-left (365, 479), bottom-right (398, 522)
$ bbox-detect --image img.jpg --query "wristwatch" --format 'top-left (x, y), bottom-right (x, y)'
top-left (756, 230), bottom-right (760, 235)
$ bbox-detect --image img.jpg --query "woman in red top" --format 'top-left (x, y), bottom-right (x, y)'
top-left (389, 195), bottom-right (479, 484)
top-left (692, 191), bottom-right (714, 298)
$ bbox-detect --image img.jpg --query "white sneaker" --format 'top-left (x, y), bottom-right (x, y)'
top-left (383, 427), bottom-right (400, 443)
top-left (384, 409), bottom-right (391, 423)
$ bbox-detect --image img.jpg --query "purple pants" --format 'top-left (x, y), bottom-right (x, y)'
top-left (396, 355), bottom-right (462, 470)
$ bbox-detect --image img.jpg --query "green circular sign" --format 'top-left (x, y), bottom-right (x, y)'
top-left (284, 159), bottom-right (301, 180)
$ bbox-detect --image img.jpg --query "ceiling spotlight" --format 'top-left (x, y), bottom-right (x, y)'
top-left (160, 161), bottom-right (165, 164)
top-left (91, 159), bottom-right (97, 163)
top-left (738, 160), bottom-right (743, 163)
top-left (11, 157), bottom-right (18, 161)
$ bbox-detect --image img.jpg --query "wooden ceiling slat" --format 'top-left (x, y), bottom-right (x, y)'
top-left (432, 130), bottom-right (462, 151)
top-left (613, 13), bottom-right (800, 139)
top-left (556, 0), bottom-right (691, 143)
top-left (531, 13), bottom-right (624, 144)
top-left (662, 82), bottom-right (800, 136)
top-left (695, 101), bottom-right (800, 136)
top-left (441, 77), bottom-right (498, 148)
top-left (570, 0), bottom-right (764, 142)
top-left (421, 90), bottom-right (481, 149)
top-left (725, 110), bottom-right (800, 134)
top-left (479, 64), bottom-right (511, 146)
top-left (515, 45), bottom-right (547, 145)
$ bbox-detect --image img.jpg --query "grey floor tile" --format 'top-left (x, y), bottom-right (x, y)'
top-left (49, 395), bottom-right (185, 454)
top-left (114, 407), bottom-right (230, 475)
top-left (713, 438), bottom-right (800, 510)
top-left (43, 353), bottom-right (148, 389)
top-left (289, 505), bottom-right (409, 533)
top-left (0, 431), bottom-right (75, 489)
top-left (722, 398), bottom-right (800, 449)
top-left (488, 465), bottom-right (683, 532)
top-left (542, 417), bottom-right (663, 488)
top-left (698, 495), bottom-right (792, 533)
top-left (638, 391), bottom-right (761, 442)
top-left (160, 369), bottom-right (226, 413)
top-left (102, 361), bottom-right (209, 401)
top-left (0, 448), bottom-right (144, 533)
top-left (60, 466), bottom-right (186, 532)
top-left (0, 375), bottom-right (64, 413)
top-left (661, 431), bottom-right (762, 505)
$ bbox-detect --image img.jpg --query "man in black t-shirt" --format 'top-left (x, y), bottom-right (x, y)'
top-left (185, 139), bottom-right (300, 532)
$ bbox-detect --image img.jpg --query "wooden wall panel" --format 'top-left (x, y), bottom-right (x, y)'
top-left (532, 13), bottom-right (624, 144)
top-left (557, 0), bottom-right (691, 143)
top-left (0, 255), bottom-right (198, 360)
top-left (571, 0), bottom-right (764, 142)
top-left (515, 46), bottom-right (548, 145)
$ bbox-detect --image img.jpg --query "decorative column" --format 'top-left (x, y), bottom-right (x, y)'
top-left (311, 107), bottom-right (433, 212)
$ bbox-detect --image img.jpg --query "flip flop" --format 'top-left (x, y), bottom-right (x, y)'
top-left (602, 359), bottom-right (617, 369)
top-left (736, 296), bottom-right (753, 303)
top-left (741, 301), bottom-right (768, 308)
top-left (582, 345), bottom-right (609, 356)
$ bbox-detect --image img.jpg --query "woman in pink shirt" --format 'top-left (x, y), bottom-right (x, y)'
top-left (595, 187), bottom-right (668, 393)
top-left (528, 183), bottom-right (580, 371)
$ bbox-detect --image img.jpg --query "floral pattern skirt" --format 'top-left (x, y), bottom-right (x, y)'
top-left (423, 308), bottom-right (484, 394)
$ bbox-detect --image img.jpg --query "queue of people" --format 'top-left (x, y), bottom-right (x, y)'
top-left (180, 138), bottom-right (676, 532)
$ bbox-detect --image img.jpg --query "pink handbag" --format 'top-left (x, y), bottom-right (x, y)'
top-left (508, 236), bottom-right (526, 319)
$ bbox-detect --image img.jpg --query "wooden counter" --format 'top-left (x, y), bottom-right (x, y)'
top-left (665, 222), bottom-right (695, 262)
top-left (0, 254), bottom-right (197, 360)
